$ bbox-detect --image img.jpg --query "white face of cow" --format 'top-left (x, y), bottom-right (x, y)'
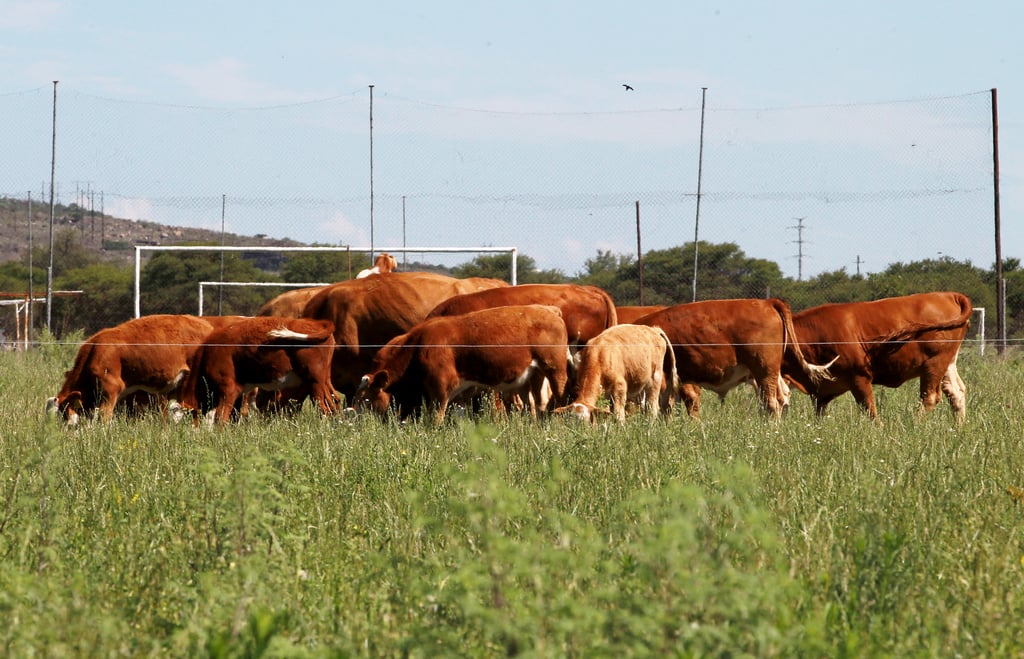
top-left (45, 395), bottom-right (81, 426)
top-left (568, 402), bottom-right (592, 422)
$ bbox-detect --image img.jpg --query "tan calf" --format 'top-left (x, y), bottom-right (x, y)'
top-left (556, 324), bottom-right (677, 423)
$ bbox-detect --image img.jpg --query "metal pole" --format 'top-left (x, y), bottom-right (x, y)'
top-left (402, 194), bottom-right (407, 267)
top-left (27, 191), bottom-right (33, 346)
top-left (635, 200), bottom-right (644, 305)
top-left (134, 247), bottom-right (142, 317)
top-left (374, 83), bottom-right (378, 264)
top-left (991, 88), bottom-right (1004, 354)
top-left (218, 193), bottom-right (226, 315)
top-left (691, 87), bottom-right (707, 303)
top-left (46, 80), bottom-right (58, 332)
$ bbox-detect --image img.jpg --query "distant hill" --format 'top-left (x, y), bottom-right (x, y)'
top-left (0, 196), bottom-right (304, 266)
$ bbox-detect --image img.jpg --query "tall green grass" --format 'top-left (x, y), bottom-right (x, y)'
top-left (2, 345), bottom-right (1023, 656)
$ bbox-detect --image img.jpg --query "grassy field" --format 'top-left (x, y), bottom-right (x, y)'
top-left (2, 341), bottom-right (1024, 657)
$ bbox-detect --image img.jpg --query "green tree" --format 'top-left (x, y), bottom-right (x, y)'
top-left (576, 251), bottom-right (637, 303)
top-left (628, 242), bottom-right (783, 304)
top-left (451, 253), bottom-right (566, 284)
top-left (53, 263), bottom-right (135, 335)
top-left (139, 248), bottom-right (272, 316)
top-left (280, 246), bottom-right (368, 283)
top-left (774, 269), bottom-right (871, 311)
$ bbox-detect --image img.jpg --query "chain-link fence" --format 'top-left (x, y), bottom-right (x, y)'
top-left (0, 85), bottom-right (999, 339)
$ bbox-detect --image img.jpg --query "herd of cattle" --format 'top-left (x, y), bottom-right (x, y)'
top-left (44, 255), bottom-right (975, 427)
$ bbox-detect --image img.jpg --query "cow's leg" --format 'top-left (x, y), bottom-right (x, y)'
top-left (917, 369), bottom-right (946, 417)
top-left (941, 360), bottom-right (967, 424)
top-left (97, 375), bottom-right (126, 422)
top-left (754, 375), bottom-right (783, 419)
top-left (680, 383), bottom-right (701, 418)
top-left (215, 384), bottom-right (243, 425)
top-left (643, 373), bottom-right (662, 419)
top-left (609, 379), bottom-right (629, 423)
top-left (849, 376), bottom-right (879, 420)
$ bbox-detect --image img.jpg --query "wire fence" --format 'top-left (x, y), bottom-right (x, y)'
top-left (0, 84), bottom-right (999, 340)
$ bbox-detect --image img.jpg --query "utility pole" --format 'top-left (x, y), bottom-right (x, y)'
top-left (46, 80), bottom-right (58, 333)
top-left (368, 84), bottom-right (375, 264)
top-left (855, 255), bottom-right (865, 278)
top-left (788, 217), bottom-right (807, 281)
top-left (27, 191), bottom-right (33, 346)
top-left (691, 87), bottom-right (708, 302)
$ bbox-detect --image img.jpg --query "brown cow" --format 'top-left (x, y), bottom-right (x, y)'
top-left (46, 314), bottom-right (225, 424)
top-left (355, 305), bottom-right (570, 424)
top-left (356, 252), bottom-right (398, 278)
top-left (301, 272), bottom-right (509, 403)
top-left (634, 298), bottom-right (834, 418)
top-left (782, 291), bottom-right (972, 422)
top-left (256, 286), bottom-right (327, 318)
top-left (615, 305), bottom-right (668, 325)
top-left (426, 283), bottom-right (618, 350)
top-left (555, 324), bottom-right (677, 423)
top-left (179, 316), bottom-right (338, 425)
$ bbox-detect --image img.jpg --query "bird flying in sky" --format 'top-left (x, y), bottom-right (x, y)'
top-left (622, 83), bottom-right (634, 91)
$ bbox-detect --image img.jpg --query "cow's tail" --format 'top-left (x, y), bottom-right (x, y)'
top-left (875, 292), bottom-right (974, 343)
top-left (773, 299), bottom-right (836, 385)
top-left (658, 327), bottom-right (679, 400)
top-left (268, 321), bottom-right (335, 344)
top-left (602, 290), bottom-right (618, 327)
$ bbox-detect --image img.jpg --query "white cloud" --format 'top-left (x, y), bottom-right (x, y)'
top-left (316, 211), bottom-right (367, 245)
top-left (163, 57), bottom-right (317, 106)
top-left (103, 196), bottom-right (156, 223)
top-left (0, 0), bottom-right (61, 30)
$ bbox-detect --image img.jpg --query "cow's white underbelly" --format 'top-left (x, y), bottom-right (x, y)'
top-left (697, 364), bottom-right (751, 397)
top-left (450, 361), bottom-right (536, 399)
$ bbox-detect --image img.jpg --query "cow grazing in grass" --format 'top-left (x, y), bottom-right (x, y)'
top-left (46, 314), bottom-right (227, 424)
top-left (355, 305), bottom-right (570, 424)
top-left (783, 291), bottom-right (972, 422)
top-left (300, 272), bottom-right (509, 404)
top-left (634, 298), bottom-right (834, 418)
top-left (179, 317), bottom-right (338, 425)
top-left (555, 324), bottom-right (677, 423)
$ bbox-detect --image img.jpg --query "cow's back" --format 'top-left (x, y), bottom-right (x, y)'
top-left (257, 287), bottom-right (327, 318)
top-left (427, 283), bottom-right (617, 346)
top-left (636, 299), bottom-right (784, 373)
top-left (615, 305), bottom-right (668, 325)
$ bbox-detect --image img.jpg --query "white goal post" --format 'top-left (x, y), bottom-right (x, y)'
top-left (134, 245), bottom-right (519, 318)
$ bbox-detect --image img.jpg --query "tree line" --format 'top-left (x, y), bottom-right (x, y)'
top-left (0, 227), bottom-right (1016, 342)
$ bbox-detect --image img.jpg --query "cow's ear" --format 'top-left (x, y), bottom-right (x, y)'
top-left (371, 371), bottom-right (390, 389)
top-left (66, 391), bottom-right (84, 410)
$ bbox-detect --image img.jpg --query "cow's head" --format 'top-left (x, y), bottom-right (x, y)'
top-left (354, 371), bottom-right (392, 416)
top-left (553, 401), bottom-right (611, 424)
top-left (45, 391), bottom-right (84, 425)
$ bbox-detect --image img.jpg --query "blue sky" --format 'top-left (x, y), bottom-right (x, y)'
top-left (0, 1), bottom-right (1020, 278)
